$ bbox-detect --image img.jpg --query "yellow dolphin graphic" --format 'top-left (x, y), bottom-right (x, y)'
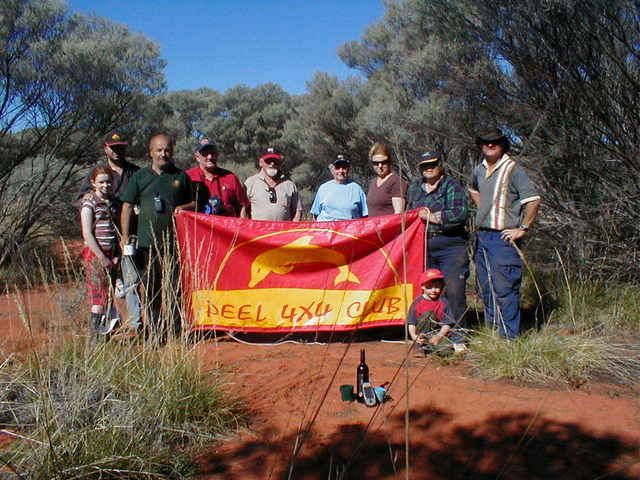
top-left (248, 235), bottom-right (361, 288)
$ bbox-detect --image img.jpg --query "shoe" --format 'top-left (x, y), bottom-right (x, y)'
top-left (453, 343), bottom-right (468, 354)
top-left (114, 279), bottom-right (126, 299)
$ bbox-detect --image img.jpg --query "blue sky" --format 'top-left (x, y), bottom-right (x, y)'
top-left (67, 0), bottom-right (385, 95)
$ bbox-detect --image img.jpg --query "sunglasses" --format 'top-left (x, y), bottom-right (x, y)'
top-left (419, 161), bottom-right (440, 169)
top-left (267, 187), bottom-right (277, 204)
top-left (372, 160), bottom-right (390, 166)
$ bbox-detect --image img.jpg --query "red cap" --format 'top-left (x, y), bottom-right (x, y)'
top-left (419, 268), bottom-right (445, 285)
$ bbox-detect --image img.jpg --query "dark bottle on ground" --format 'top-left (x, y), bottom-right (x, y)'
top-left (356, 348), bottom-right (369, 402)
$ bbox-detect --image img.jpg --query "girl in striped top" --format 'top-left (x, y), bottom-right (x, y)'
top-left (80, 166), bottom-right (120, 334)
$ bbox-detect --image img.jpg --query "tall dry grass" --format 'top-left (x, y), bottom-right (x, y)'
top-left (0, 238), bottom-right (245, 479)
top-left (467, 256), bottom-right (640, 386)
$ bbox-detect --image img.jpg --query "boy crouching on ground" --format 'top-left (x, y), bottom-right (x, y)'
top-left (406, 269), bottom-right (466, 354)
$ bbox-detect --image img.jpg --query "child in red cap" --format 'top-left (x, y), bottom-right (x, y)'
top-left (406, 268), bottom-right (465, 352)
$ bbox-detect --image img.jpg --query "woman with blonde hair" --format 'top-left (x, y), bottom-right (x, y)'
top-left (366, 142), bottom-right (407, 217)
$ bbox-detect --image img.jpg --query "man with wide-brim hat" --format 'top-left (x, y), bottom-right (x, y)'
top-left (406, 150), bottom-right (469, 328)
top-left (469, 127), bottom-right (542, 339)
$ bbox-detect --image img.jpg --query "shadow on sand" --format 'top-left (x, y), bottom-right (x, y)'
top-left (198, 404), bottom-right (637, 479)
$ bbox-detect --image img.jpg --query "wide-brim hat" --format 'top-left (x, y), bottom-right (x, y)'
top-left (419, 268), bottom-right (445, 284)
top-left (476, 128), bottom-right (507, 145)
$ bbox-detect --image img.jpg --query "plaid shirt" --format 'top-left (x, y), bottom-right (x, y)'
top-left (406, 174), bottom-right (468, 234)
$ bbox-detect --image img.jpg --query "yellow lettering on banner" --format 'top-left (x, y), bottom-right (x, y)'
top-left (191, 285), bottom-right (413, 329)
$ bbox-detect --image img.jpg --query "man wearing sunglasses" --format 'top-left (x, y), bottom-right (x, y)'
top-left (469, 128), bottom-right (542, 339)
top-left (186, 139), bottom-right (248, 217)
top-left (245, 148), bottom-right (302, 221)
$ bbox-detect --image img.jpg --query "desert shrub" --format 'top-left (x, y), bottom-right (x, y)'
top-left (467, 268), bottom-right (640, 387)
top-left (467, 325), bottom-right (639, 387)
top-left (547, 279), bottom-right (640, 334)
top-left (0, 339), bottom-right (245, 479)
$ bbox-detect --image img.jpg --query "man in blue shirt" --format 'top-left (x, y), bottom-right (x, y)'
top-left (311, 156), bottom-right (368, 221)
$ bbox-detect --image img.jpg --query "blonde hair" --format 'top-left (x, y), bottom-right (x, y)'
top-left (368, 142), bottom-right (392, 162)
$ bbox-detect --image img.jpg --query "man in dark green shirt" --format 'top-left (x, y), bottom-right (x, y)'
top-left (120, 132), bottom-right (195, 341)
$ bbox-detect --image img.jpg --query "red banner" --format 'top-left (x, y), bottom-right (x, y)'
top-left (175, 211), bottom-right (424, 332)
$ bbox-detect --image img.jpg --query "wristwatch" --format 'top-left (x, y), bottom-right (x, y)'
top-left (519, 224), bottom-right (529, 231)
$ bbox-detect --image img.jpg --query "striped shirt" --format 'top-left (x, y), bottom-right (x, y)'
top-left (469, 154), bottom-right (540, 230)
top-left (81, 192), bottom-right (117, 253)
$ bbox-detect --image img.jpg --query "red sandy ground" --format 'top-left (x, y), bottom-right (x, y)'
top-left (1, 289), bottom-right (638, 480)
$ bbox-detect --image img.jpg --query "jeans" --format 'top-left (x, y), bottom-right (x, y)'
top-left (426, 234), bottom-right (469, 325)
top-left (474, 230), bottom-right (523, 339)
top-left (121, 255), bottom-right (141, 329)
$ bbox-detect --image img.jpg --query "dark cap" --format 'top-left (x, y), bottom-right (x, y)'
top-left (195, 138), bottom-right (218, 155)
top-left (330, 155), bottom-right (350, 167)
top-left (476, 128), bottom-right (507, 145)
top-left (418, 151), bottom-right (443, 167)
top-left (260, 147), bottom-right (283, 162)
top-left (104, 132), bottom-right (128, 146)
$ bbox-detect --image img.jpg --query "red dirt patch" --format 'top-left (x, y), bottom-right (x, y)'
top-left (1, 289), bottom-right (638, 479)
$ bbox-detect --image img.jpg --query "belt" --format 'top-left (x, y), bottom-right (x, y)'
top-left (426, 230), bottom-right (468, 239)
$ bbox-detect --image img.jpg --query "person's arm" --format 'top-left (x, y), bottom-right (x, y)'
top-left (408, 324), bottom-right (425, 344)
top-left (468, 189), bottom-right (480, 207)
top-left (501, 167), bottom-right (542, 242)
top-left (81, 206), bottom-right (112, 268)
top-left (428, 324), bottom-right (452, 346)
top-left (234, 175), bottom-right (250, 218)
top-left (438, 179), bottom-right (468, 229)
top-left (120, 202), bottom-right (134, 247)
top-left (391, 175), bottom-right (407, 213)
top-left (501, 198), bottom-right (541, 242)
top-left (391, 197), bottom-right (405, 213)
top-left (292, 189), bottom-right (302, 221)
top-left (468, 167), bottom-right (481, 207)
top-left (175, 201), bottom-right (196, 212)
top-left (359, 186), bottom-right (368, 218)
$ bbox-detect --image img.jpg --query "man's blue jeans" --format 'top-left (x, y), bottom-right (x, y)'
top-left (427, 234), bottom-right (469, 325)
top-left (474, 230), bottom-right (523, 339)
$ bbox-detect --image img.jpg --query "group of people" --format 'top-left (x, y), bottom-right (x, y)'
top-left (78, 127), bottom-right (541, 345)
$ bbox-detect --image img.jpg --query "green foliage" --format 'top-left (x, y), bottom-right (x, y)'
top-left (0, 339), bottom-right (244, 479)
top-left (282, 73), bottom-right (373, 188)
top-left (0, 0), bottom-right (166, 265)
